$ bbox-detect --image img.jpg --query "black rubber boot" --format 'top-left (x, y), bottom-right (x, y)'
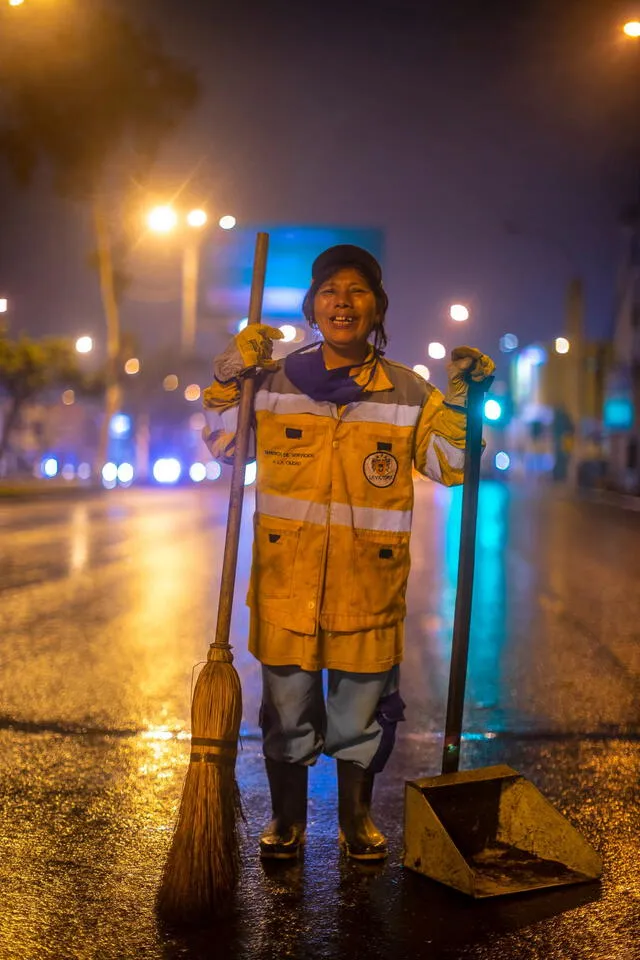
top-left (337, 759), bottom-right (388, 861)
top-left (259, 758), bottom-right (308, 860)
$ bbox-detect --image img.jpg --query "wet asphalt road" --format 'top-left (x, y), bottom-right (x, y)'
top-left (0, 480), bottom-right (638, 960)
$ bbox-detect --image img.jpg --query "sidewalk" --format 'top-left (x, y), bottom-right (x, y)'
top-left (0, 478), bottom-right (102, 501)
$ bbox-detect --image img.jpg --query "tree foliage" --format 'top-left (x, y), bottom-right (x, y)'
top-left (0, 330), bottom-right (101, 459)
top-left (0, 0), bottom-right (201, 468)
top-left (0, 2), bottom-right (200, 198)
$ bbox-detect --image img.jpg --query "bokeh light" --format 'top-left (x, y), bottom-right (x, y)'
top-left (189, 463), bottom-right (207, 482)
top-left (75, 336), bottom-right (93, 354)
top-left (484, 398), bottom-right (502, 421)
top-left (449, 304), bottom-right (469, 322)
top-left (153, 458), bottom-right (182, 484)
top-left (117, 463), bottom-right (134, 484)
top-left (184, 384), bottom-right (201, 402)
top-left (499, 333), bottom-right (519, 353)
top-left (147, 205), bottom-right (178, 233)
top-left (101, 462), bottom-right (118, 483)
top-left (279, 324), bottom-right (297, 343)
top-left (187, 209), bottom-right (208, 228)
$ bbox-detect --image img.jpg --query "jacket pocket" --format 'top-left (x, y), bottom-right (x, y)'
top-left (351, 529), bottom-right (410, 618)
top-left (254, 515), bottom-right (302, 600)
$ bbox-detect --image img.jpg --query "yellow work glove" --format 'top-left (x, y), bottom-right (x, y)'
top-left (213, 323), bottom-right (284, 383)
top-left (445, 346), bottom-right (496, 408)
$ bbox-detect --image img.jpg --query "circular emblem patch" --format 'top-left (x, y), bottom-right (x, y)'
top-left (363, 451), bottom-right (398, 488)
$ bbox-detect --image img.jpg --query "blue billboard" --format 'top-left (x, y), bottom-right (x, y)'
top-left (202, 225), bottom-right (385, 321)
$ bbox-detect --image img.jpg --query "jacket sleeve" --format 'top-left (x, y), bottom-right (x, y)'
top-left (413, 386), bottom-right (468, 486)
top-left (201, 377), bottom-right (242, 464)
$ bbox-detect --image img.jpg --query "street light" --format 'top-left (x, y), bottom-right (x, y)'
top-left (75, 336), bottom-right (93, 354)
top-left (146, 205), bottom-right (235, 353)
top-left (186, 208), bottom-right (208, 228)
top-left (0, 298), bottom-right (7, 313)
top-left (623, 20), bottom-right (640, 38)
top-left (147, 205), bottom-right (178, 233)
top-left (428, 341), bottom-right (446, 360)
top-left (449, 304), bottom-right (469, 322)
top-left (555, 337), bottom-right (570, 354)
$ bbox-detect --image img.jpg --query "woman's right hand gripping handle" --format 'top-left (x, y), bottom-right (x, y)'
top-left (213, 324), bottom-right (285, 383)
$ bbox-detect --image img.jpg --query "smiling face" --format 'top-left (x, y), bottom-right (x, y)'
top-left (312, 266), bottom-right (379, 367)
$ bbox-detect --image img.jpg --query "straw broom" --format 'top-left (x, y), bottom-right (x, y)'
top-left (157, 233), bottom-right (270, 925)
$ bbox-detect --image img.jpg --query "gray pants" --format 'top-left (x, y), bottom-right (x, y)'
top-left (260, 664), bottom-right (405, 772)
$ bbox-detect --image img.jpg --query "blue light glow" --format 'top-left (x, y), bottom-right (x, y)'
top-left (499, 333), bottom-right (519, 353)
top-left (495, 451), bottom-right (511, 471)
top-left (109, 414), bottom-right (131, 438)
top-left (42, 457), bottom-right (58, 478)
top-left (604, 397), bottom-right (634, 430)
top-left (484, 398), bottom-right (503, 421)
top-left (522, 345), bottom-right (546, 366)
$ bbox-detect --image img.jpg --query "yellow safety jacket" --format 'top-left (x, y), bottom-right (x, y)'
top-left (202, 348), bottom-right (467, 637)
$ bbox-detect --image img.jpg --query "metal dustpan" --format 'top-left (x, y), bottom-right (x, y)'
top-left (403, 378), bottom-right (602, 897)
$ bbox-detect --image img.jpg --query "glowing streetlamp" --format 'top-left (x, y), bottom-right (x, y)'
top-left (187, 208), bottom-right (208, 228)
top-left (0, 298), bottom-right (7, 313)
top-left (219, 215), bottom-right (237, 230)
top-left (555, 337), bottom-right (570, 354)
top-left (147, 205), bottom-right (178, 233)
top-left (75, 336), bottom-right (93, 354)
top-left (412, 364), bottom-right (431, 380)
top-left (449, 304), bottom-right (469, 322)
top-left (623, 20), bottom-right (640, 38)
top-left (428, 342), bottom-right (446, 360)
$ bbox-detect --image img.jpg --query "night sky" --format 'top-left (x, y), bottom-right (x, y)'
top-left (1, 0), bottom-right (639, 382)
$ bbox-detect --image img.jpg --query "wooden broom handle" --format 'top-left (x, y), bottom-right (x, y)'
top-left (212, 232), bottom-right (269, 651)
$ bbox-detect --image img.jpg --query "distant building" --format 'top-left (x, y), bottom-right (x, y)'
top-left (604, 208), bottom-right (640, 493)
top-left (508, 279), bottom-right (612, 485)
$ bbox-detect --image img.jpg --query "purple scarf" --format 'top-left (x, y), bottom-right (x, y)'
top-left (284, 343), bottom-right (366, 404)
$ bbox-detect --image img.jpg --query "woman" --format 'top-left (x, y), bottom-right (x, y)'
top-left (203, 244), bottom-right (494, 862)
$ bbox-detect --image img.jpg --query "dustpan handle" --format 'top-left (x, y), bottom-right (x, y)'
top-left (441, 376), bottom-right (492, 774)
top-left (212, 232), bottom-right (269, 651)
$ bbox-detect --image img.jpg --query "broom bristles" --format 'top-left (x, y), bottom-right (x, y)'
top-left (157, 651), bottom-right (243, 925)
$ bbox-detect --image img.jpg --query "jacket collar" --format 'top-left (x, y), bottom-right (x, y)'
top-left (351, 347), bottom-right (394, 393)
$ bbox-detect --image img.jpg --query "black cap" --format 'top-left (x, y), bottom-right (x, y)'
top-left (311, 244), bottom-right (383, 288)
